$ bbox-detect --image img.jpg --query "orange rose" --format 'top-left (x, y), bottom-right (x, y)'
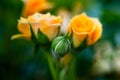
top-left (11, 13), bottom-right (62, 41)
top-left (68, 13), bottom-right (102, 48)
top-left (22, 0), bottom-right (52, 17)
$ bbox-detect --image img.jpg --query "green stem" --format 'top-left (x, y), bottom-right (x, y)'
top-left (67, 52), bottom-right (76, 80)
top-left (70, 56), bottom-right (76, 80)
top-left (46, 54), bottom-right (57, 80)
top-left (56, 59), bottom-right (60, 80)
top-left (34, 43), bottom-right (39, 54)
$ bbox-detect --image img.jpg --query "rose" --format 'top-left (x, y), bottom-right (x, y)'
top-left (11, 12), bottom-right (62, 41)
top-left (22, 0), bottom-right (52, 17)
top-left (68, 13), bottom-right (102, 48)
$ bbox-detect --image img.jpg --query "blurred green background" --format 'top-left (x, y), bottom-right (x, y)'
top-left (0, 0), bottom-right (120, 80)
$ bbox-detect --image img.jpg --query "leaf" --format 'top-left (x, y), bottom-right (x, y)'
top-left (37, 29), bottom-right (49, 45)
top-left (29, 22), bottom-right (38, 43)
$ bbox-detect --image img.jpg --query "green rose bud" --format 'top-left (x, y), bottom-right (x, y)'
top-left (51, 36), bottom-right (70, 59)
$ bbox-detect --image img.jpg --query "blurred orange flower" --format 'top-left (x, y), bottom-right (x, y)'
top-left (22, 0), bottom-right (52, 17)
top-left (60, 53), bottom-right (71, 66)
top-left (68, 13), bottom-right (102, 48)
top-left (11, 13), bottom-right (62, 41)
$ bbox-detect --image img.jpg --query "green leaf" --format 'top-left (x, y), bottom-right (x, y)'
top-left (37, 29), bottom-right (49, 45)
top-left (29, 22), bottom-right (49, 45)
top-left (29, 22), bottom-right (38, 43)
top-left (59, 67), bottom-right (67, 80)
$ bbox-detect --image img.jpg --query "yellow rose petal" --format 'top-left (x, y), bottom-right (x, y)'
top-left (18, 22), bottom-right (31, 37)
top-left (87, 18), bottom-right (102, 46)
top-left (49, 17), bottom-right (62, 24)
top-left (41, 26), bottom-right (59, 41)
top-left (70, 13), bottom-right (94, 34)
top-left (11, 34), bottom-right (30, 40)
top-left (73, 32), bottom-right (87, 48)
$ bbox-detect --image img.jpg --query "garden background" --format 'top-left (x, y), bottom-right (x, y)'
top-left (0, 0), bottom-right (120, 80)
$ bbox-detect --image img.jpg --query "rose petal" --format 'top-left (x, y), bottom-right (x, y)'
top-left (87, 18), bottom-right (102, 46)
top-left (73, 32), bottom-right (87, 48)
top-left (11, 34), bottom-right (30, 40)
top-left (18, 21), bottom-right (31, 37)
